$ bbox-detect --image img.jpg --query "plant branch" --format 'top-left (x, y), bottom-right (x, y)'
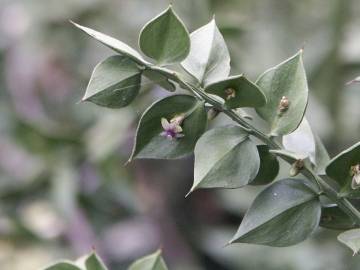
top-left (151, 66), bottom-right (360, 225)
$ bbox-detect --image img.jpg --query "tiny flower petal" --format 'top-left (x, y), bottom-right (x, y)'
top-left (161, 118), bottom-right (171, 129)
top-left (168, 122), bottom-right (178, 130)
top-left (174, 125), bottom-right (183, 133)
top-left (170, 114), bottom-right (185, 125)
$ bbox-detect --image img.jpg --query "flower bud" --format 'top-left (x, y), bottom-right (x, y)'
top-left (278, 96), bottom-right (290, 113)
top-left (170, 114), bottom-right (185, 125)
top-left (290, 159), bottom-right (304, 177)
top-left (224, 88), bottom-right (236, 100)
top-left (351, 164), bottom-right (360, 190)
top-left (207, 108), bottom-right (220, 120)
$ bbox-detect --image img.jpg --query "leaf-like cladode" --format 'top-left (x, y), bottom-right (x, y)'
top-left (230, 179), bottom-right (321, 247)
top-left (314, 132), bottom-right (330, 174)
top-left (190, 125), bottom-right (259, 193)
top-left (128, 250), bottom-right (168, 270)
top-left (85, 253), bottom-right (108, 270)
top-left (338, 229), bottom-right (360, 255)
top-left (283, 118), bottom-right (315, 162)
top-left (83, 56), bottom-right (142, 108)
top-left (43, 262), bottom-right (82, 270)
top-left (71, 22), bottom-right (149, 66)
top-left (320, 205), bottom-right (355, 230)
top-left (255, 51), bottom-right (308, 136)
top-left (282, 117), bottom-right (330, 175)
top-left (139, 6), bottom-right (190, 65)
top-left (204, 75), bottom-right (266, 109)
top-left (131, 95), bottom-right (207, 160)
top-left (181, 19), bottom-right (230, 86)
top-left (326, 142), bottom-right (360, 197)
top-left (143, 69), bottom-right (176, 92)
top-left (250, 145), bottom-right (279, 185)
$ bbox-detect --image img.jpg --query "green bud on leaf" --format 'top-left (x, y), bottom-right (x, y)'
top-left (255, 50), bottom-right (309, 136)
top-left (204, 75), bottom-right (266, 109)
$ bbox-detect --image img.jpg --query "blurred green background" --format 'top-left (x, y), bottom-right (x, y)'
top-left (1, 0), bottom-right (360, 269)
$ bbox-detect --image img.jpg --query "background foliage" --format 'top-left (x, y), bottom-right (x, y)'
top-left (1, 0), bottom-right (360, 269)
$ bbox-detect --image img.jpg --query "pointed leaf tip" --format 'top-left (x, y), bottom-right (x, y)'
top-left (338, 229), bottom-right (360, 255)
top-left (85, 252), bottom-right (108, 270)
top-left (181, 19), bottom-right (230, 86)
top-left (83, 55), bottom-right (142, 108)
top-left (139, 7), bottom-right (190, 65)
top-left (128, 250), bottom-right (168, 270)
top-left (230, 179), bottom-right (320, 247)
top-left (73, 22), bottom-right (148, 65)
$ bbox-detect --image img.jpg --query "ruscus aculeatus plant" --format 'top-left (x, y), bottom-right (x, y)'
top-left (43, 5), bottom-right (360, 269)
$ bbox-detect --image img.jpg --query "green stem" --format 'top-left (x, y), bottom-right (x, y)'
top-left (150, 66), bottom-right (360, 225)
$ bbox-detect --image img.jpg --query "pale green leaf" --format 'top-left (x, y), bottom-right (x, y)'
top-left (83, 56), bottom-right (141, 108)
top-left (282, 118), bottom-right (329, 175)
top-left (338, 229), bottom-right (360, 255)
top-left (314, 132), bottom-right (330, 174)
top-left (139, 6), bottom-right (190, 65)
top-left (181, 19), bottom-right (230, 86)
top-left (71, 22), bottom-right (149, 66)
top-left (320, 205), bottom-right (355, 230)
top-left (204, 75), bottom-right (266, 109)
top-left (250, 145), bottom-right (279, 185)
top-left (326, 142), bottom-right (360, 197)
top-left (130, 95), bottom-right (207, 160)
top-left (255, 51), bottom-right (309, 136)
top-left (85, 253), bottom-right (108, 270)
top-left (128, 250), bottom-right (168, 270)
top-left (230, 179), bottom-right (321, 247)
top-left (43, 262), bottom-right (82, 270)
top-left (143, 69), bottom-right (176, 92)
top-left (190, 125), bottom-right (259, 193)
top-left (283, 118), bottom-right (315, 163)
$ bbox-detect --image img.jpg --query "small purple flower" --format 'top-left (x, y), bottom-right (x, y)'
top-left (160, 117), bottom-right (185, 140)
